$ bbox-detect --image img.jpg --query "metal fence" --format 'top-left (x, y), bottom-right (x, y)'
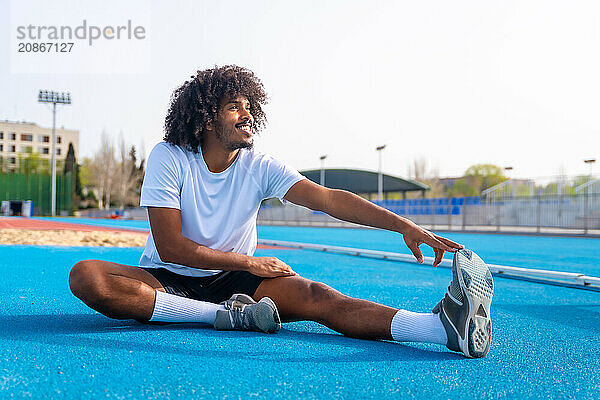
top-left (77, 207), bottom-right (148, 220)
top-left (72, 181), bottom-right (600, 235)
top-left (257, 193), bottom-right (600, 235)
top-left (0, 172), bottom-right (73, 215)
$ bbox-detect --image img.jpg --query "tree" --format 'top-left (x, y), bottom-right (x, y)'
top-left (405, 158), bottom-right (447, 198)
top-left (446, 177), bottom-right (479, 197)
top-left (113, 134), bottom-right (139, 209)
top-left (78, 158), bottom-right (98, 209)
top-left (90, 130), bottom-right (116, 209)
top-left (18, 151), bottom-right (46, 175)
top-left (79, 157), bottom-right (95, 188)
top-left (63, 143), bottom-right (76, 174)
top-left (63, 142), bottom-right (83, 209)
top-left (129, 145), bottom-right (145, 206)
top-left (81, 131), bottom-right (146, 210)
top-left (464, 164), bottom-right (507, 194)
top-left (408, 157), bottom-right (428, 182)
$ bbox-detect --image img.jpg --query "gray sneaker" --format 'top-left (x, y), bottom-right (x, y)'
top-left (220, 294), bottom-right (257, 309)
top-left (214, 294), bottom-right (281, 333)
top-left (432, 249), bottom-right (494, 358)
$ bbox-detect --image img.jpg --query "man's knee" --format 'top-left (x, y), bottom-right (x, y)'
top-left (69, 260), bottom-right (110, 303)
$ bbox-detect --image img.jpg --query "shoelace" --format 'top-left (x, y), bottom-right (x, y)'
top-left (228, 303), bottom-right (250, 329)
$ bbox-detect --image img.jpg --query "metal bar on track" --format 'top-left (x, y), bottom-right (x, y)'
top-left (258, 239), bottom-right (600, 291)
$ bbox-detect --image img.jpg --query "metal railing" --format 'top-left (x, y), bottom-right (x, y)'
top-left (73, 190), bottom-right (600, 236)
top-left (257, 193), bottom-right (600, 235)
top-left (77, 207), bottom-right (148, 220)
top-left (574, 179), bottom-right (600, 194)
top-left (259, 239), bottom-right (600, 291)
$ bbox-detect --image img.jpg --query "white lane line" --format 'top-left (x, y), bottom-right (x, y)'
top-left (257, 239), bottom-right (600, 291)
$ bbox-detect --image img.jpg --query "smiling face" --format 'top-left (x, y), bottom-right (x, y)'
top-left (213, 95), bottom-right (255, 151)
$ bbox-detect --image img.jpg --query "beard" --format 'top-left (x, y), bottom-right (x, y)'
top-left (214, 121), bottom-right (254, 151)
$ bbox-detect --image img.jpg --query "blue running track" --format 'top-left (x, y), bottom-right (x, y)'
top-left (1, 219), bottom-right (598, 398)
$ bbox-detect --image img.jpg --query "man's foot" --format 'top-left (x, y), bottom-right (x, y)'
top-left (214, 294), bottom-right (281, 333)
top-left (432, 249), bottom-right (494, 358)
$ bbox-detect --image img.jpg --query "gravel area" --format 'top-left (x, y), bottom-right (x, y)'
top-left (0, 229), bottom-right (147, 247)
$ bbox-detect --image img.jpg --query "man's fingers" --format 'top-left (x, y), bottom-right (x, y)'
top-left (280, 262), bottom-right (296, 275)
top-left (279, 265), bottom-right (295, 275)
top-left (434, 234), bottom-right (463, 250)
top-left (433, 248), bottom-right (444, 268)
top-left (403, 226), bottom-right (463, 264)
top-left (407, 241), bottom-right (424, 263)
top-left (271, 267), bottom-right (295, 277)
top-left (424, 236), bottom-right (454, 252)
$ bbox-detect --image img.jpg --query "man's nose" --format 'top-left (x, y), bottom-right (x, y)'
top-left (240, 108), bottom-right (253, 122)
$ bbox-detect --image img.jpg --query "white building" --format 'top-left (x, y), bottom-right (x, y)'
top-left (0, 120), bottom-right (79, 168)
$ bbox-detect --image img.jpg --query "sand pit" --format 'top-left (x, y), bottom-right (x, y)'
top-left (0, 229), bottom-right (147, 247)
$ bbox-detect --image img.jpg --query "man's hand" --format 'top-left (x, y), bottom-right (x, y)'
top-left (247, 257), bottom-right (297, 278)
top-left (402, 221), bottom-right (464, 268)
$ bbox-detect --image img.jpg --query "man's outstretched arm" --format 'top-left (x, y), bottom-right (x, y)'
top-left (283, 179), bottom-right (463, 267)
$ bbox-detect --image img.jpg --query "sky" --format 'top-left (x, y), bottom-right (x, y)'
top-left (1, 0), bottom-right (599, 180)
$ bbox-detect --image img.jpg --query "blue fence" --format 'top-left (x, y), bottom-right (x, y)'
top-left (259, 194), bottom-right (600, 232)
top-left (300, 196), bottom-right (482, 216)
top-left (373, 196), bottom-right (481, 216)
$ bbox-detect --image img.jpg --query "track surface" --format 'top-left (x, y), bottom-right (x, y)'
top-left (0, 219), bottom-right (598, 398)
top-left (0, 217), bottom-right (146, 234)
top-left (30, 218), bottom-right (600, 275)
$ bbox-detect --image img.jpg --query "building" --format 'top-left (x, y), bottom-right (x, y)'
top-left (0, 120), bottom-right (79, 168)
top-left (299, 168), bottom-right (430, 199)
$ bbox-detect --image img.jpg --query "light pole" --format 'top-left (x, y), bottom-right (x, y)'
top-left (320, 155), bottom-right (327, 186)
top-left (584, 159), bottom-right (596, 180)
top-left (38, 90), bottom-right (71, 216)
top-left (376, 145), bottom-right (386, 201)
top-left (583, 158), bottom-right (596, 234)
top-left (504, 166), bottom-right (514, 197)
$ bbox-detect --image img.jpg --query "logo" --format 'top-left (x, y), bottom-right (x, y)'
top-left (16, 20), bottom-right (146, 46)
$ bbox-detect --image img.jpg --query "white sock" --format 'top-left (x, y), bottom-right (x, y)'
top-left (390, 309), bottom-right (448, 345)
top-left (149, 290), bottom-right (226, 324)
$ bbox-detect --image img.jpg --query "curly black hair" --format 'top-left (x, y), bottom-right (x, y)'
top-left (163, 65), bottom-right (268, 152)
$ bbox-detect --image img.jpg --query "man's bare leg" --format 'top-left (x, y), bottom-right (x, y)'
top-left (253, 275), bottom-right (399, 340)
top-left (69, 260), bottom-right (165, 320)
top-left (69, 261), bottom-right (438, 340)
top-left (69, 260), bottom-right (280, 332)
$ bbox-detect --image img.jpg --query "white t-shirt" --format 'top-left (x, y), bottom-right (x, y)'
top-left (139, 142), bottom-right (305, 277)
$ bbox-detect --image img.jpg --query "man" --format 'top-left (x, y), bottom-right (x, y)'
top-left (69, 65), bottom-right (493, 358)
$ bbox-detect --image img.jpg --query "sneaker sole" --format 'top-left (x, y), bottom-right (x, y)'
top-left (451, 249), bottom-right (494, 358)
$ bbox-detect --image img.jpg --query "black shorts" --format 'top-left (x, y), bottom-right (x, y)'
top-left (141, 267), bottom-right (265, 304)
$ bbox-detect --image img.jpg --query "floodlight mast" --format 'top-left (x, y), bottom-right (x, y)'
top-left (320, 155), bottom-right (327, 186)
top-left (376, 145), bottom-right (386, 201)
top-left (584, 159), bottom-right (596, 180)
top-left (38, 91), bottom-right (71, 216)
top-left (504, 166), bottom-right (514, 196)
